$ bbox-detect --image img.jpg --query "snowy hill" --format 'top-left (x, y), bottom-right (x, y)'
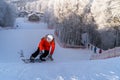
top-left (0, 18), bottom-right (120, 80)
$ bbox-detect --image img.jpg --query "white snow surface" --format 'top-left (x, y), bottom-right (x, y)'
top-left (0, 18), bottom-right (120, 80)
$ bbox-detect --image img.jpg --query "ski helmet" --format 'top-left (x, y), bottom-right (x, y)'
top-left (46, 34), bottom-right (54, 42)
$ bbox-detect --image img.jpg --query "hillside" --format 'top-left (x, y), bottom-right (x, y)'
top-left (0, 18), bottom-right (120, 80)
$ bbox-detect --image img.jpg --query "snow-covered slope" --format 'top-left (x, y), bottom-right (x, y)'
top-left (0, 18), bottom-right (120, 80)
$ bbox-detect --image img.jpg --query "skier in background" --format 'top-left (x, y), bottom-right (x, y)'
top-left (88, 43), bottom-right (90, 49)
top-left (99, 49), bottom-right (102, 54)
top-left (30, 34), bottom-right (55, 62)
top-left (94, 46), bottom-right (97, 53)
top-left (91, 45), bottom-right (93, 50)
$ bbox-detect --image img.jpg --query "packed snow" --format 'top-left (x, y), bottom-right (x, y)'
top-left (0, 18), bottom-right (120, 80)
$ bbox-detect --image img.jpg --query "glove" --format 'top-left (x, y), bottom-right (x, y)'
top-left (48, 54), bottom-right (53, 61)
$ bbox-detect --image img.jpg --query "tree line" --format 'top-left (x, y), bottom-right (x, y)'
top-left (1, 0), bottom-right (120, 50)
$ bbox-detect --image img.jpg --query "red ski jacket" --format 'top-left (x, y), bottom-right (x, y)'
top-left (38, 37), bottom-right (55, 55)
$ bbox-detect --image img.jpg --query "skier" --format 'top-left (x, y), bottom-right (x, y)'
top-left (30, 34), bottom-right (55, 62)
top-left (94, 46), bottom-right (97, 53)
top-left (91, 45), bottom-right (93, 50)
top-left (88, 43), bottom-right (90, 49)
top-left (99, 49), bottom-right (102, 54)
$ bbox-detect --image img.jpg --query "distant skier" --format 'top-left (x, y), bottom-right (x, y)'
top-left (88, 43), bottom-right (90, 49)
top-left (99, 49), bottom-right (102, 54)
top-left (91, 45), bottom-right (93, 50)
top-left (30, 34), bottom-right (55, 62)
top-left (94, 46), bottom-right (97, 53)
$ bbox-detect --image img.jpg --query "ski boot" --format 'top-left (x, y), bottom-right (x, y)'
top-left (30, 56), bottom-right (35, 63)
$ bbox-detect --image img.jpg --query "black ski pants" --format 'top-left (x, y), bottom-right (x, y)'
top-left (30, 48), bottom-right (49, 60)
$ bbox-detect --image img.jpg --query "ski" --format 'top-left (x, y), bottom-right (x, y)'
top-left (22, 58), bottom-right (42, 63)
top-left (18, 50), bottom-right (53, 63)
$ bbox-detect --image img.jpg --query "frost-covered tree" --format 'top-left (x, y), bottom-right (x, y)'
top-left (18, 0), bottom-right (120, 49)
top-left (91, 0), bottom-right (120, 49)
top-left (99, 28), bottom-right (116, 49)
top-left (25, 2), bottom-right (37, 12)
top-left (25, 0), bottom-right (49, 13)
top-left (0, 0), bottom-right (16, 27)
top-left (91, 0), bottom-right (120, 29)
top-left (53, 0), bottom-right (97, 46)
top-left (52, 0), bottom-right (120, 49)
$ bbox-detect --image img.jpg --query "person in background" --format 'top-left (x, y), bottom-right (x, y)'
top-left (91, 45), bottom-right (93, 50)
top-left (94, 46), bottom-right (97, 53)
top-left (88, 43), bottom-right (90, 49)
top-left (30, 34), bottom-right (55, 62)
top-left (99, 49), bottom-right (102, 54)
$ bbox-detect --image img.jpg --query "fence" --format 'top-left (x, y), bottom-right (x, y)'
top-left (90, 47), bottom-right (120, 60)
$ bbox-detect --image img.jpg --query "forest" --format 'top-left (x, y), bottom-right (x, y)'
top-left (1, 0), bottom-right (120, 50)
